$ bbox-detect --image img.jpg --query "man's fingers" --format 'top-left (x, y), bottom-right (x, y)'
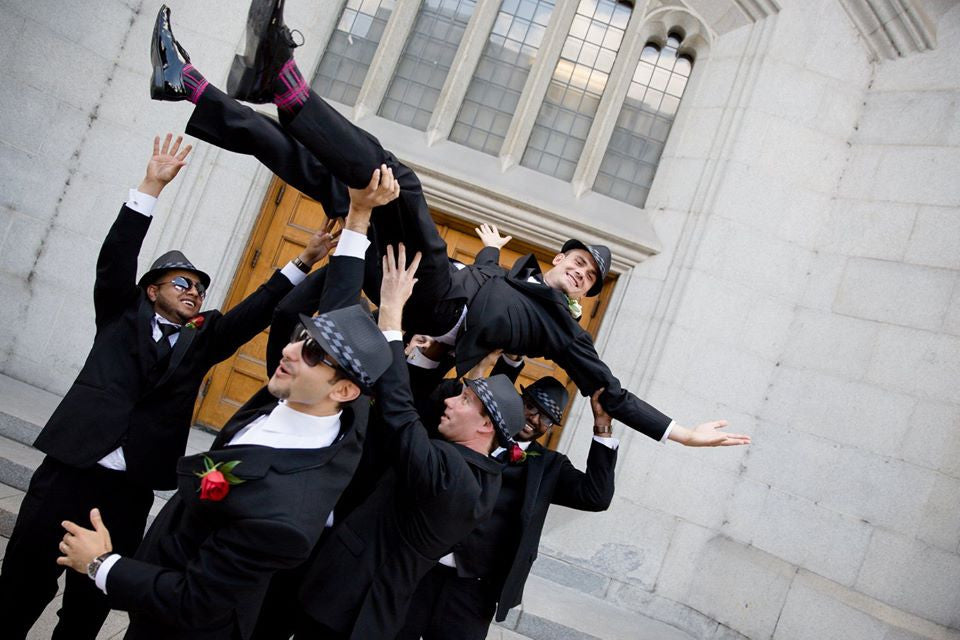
top-left (396, 243), bottom-right (407, 269)
top-left (711, 420), bottom-right (730, 430)
top-left (169, 135), bottom-right (183, 157)
top-left (407, 251), bottom-right (422, 275)
top-left (160, 132), bottom-right (172, 155)
top-left (153, 135), bottom-right (160, 157)
top-left (90, 508), bottom-right (105, 532)
top-left (176, 143), bottom-right (193, 161)
top-left (61, 520), bottom-right (83, 535)
top-left (367, 168), bottom-right (382, 191)
top-left (56, 556), bottom-right (70, 567)
top-left (502, 235), bottom-right (513, 245)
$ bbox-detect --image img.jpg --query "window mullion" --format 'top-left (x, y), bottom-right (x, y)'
top-left (354, 0), bottom-right (423, 120)
top-left (498, 0), bottom-right (580, 171)
top-left (571, 0), bottom-right (653, 197)
top-left (425, 0), bottom-right (503, 145)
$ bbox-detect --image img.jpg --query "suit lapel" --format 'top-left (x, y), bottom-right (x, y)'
top-left (155, 324), bottom-right (197, 387)
top-left (213, 399), bottom-right (277, 448)
top-left (520, 442), bottom-right (548, 521)
top-left (136, 299), bottom-right (158, 379)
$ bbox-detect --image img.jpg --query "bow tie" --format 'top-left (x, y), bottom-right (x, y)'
top-left (157, 323), bottom-right (181, 341)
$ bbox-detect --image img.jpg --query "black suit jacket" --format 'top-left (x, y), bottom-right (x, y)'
top-left (450, 252), bottom-right (673, 441)
top-left (105, 393), bottom-right (369, 640)
top-left (481, 439), bottom-right (616, 620)
top-left (33, 205), bottom-right (294, 489)
top-left (299, 342), bottom-right (502, 640)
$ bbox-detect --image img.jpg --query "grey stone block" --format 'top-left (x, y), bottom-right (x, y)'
top-left (834, 258), bottom-right (955, 331)
top-left (905, 205), bottom-right (960, 270)
top-left (530, 554), bottom-right (609, 599)
top-left (866, 326), bottom-right (960, 403)
top-left (773, 577), bottom-right (889, 640)
top-left (683, 535), bottom-right (796, 640)
top-left (515, 614), bottom-right (602, 640)
top-left (856, 529), bottom-right (960, 629)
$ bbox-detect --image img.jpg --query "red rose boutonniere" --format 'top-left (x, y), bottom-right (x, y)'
top-left (185, 315), bottom-right (205, 330)
top-left (507, 444), bottom-right (541, 464)
top-left (196, 455), bottom-right (244, 501)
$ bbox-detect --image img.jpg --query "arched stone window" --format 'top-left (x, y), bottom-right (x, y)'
top-left (449, 0), bottom-right (557, 155)
top-left (379, 0), bottom-right (478, 130)
top-left (520, 0), bottom-right (631, 180)
top-left (592, 32), bottom-right (693, 206)
top-left (312, 0), bottom-right (397, 106)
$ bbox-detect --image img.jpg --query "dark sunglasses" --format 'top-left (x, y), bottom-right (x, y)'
top-left (290, 324), bottom-right (341, 370)
top-left (523, 397), bottom-right (555, 428)
top-left (156, 275), bottom-right (207, 299)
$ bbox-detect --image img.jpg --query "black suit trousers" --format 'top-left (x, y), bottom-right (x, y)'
top-left (395, 565), bottom-right (497, 640)
top-left (0, 457), bottom-right (153, 640)
top-left (186, 86), bottom-right (460, 336)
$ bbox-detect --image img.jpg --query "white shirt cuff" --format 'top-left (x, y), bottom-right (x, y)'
top-left (280, 261), bottom-right (308, 285)
top-left (407, 348), bottom-right (440, 369)
top-left (126, 189), bottom-right (157, 216)
top-left (501, 355), bottom-right (524, 368)
top-left (334, 229), bottom-right (371, 259)
top-left (383, 330), bottom-right (403, 343)
top-left (94, 553), bottom-right (122, 593)
top-left (660, 420), bottom-right (675, 443)
top-left (592, 435), bottom-right (619, 450)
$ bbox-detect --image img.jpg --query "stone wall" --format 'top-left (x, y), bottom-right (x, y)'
top-left (540, 1), bottom-right (960, 638)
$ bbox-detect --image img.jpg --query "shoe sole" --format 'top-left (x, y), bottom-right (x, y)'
top-left (227, 0), bottom-right (285, 101)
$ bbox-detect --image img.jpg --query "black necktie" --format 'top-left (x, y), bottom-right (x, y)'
top-left (156, 323), bottom-right (180, 358)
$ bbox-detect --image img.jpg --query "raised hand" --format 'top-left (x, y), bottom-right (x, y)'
top-left (669, 420), bottom-right (751, 447)
top-left (56, 508), bottom-right (113, 574)
top-left (378, 244), bottom-right (421, 332)
top-left (475, 223), bottom-right (512, 250)
top-left (348, 164), bottom-right (401, 213)
top-left (590, 388), bottom-right (613, 437)
top-left (299, 217), bottom-right (341, 267)
top-left (140, 133), bottom-right (193, 196)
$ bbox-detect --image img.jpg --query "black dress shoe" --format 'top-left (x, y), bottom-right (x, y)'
top-left (227, 0), bottom-right (302, 104)
top-left (150, 4), bottom-right (192, 101)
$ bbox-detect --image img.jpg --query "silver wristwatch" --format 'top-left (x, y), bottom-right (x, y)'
top-left (87, 552), bottom-right (115, 580)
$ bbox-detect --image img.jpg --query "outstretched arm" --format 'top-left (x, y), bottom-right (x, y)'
top-left (559, 331), bottom-right (749, 448)
top-left (59, 508), bottom-right (311, 631)
top-left (94, 134), bottom-right (192, 323)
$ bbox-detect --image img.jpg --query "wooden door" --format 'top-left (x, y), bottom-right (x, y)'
top-left (194, 181), bottom-right (615, 450)
top-left (193, 179), bottom-right (332, 428)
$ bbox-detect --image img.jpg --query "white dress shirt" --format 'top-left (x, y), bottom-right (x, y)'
top-left (97, 189), bottom-right (318, 472)
top-left (95, 402), bottom-right (343, 593)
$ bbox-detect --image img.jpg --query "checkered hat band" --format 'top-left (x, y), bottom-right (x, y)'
top-left (531, 388), bottom-right (562, 422)
top-left (315, 316), bottom-right (372, 387)
top-left (159, 261), bottom-right (195, 270)
top-left (588, 248), bottom-right (606, 275)
top-left (470, 378), bottom-right (509, 442)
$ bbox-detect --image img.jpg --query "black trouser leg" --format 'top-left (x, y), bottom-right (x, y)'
top-left (283, 90), bottom-right (457, 334)
top-left (186, 85), bottom-right (352, 219)
top-left (395, 565), bottom-right (495, 640)
top-left (0, 458), bottom-right (154, 640)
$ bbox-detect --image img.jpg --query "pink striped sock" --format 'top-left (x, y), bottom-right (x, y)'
top-left (182, 64), bottom-right (209, 104)
top-left (273, 59), bottom-right (309, 113)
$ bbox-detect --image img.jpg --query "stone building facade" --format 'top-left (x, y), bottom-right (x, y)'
top-left (0, 0), bottom-right (958, 638)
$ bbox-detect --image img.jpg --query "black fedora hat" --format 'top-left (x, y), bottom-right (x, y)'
top-left (464, 374), bottom-right (525, 447)
top-left (138, 250), bottom-right (211, 290)
top-left (298, 308), bottom-right (391, 394)
top-left (520, 376), bottom-right (568, 426)
top-left (560, 239), bottom-right (611, 297)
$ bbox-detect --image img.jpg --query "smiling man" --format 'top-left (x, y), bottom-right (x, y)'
top-left (399, 379), bottom-right (619, 640)
top-left (57, 304), bottom-right (392, 640)
top-left (148, 2), bottom-right (749, 452)
top-left (0, 134), bottom-right (335, 640)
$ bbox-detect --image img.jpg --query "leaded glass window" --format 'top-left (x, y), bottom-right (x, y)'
top-left (520, 0), bottom-right (630, 180)
top-left (449, 0), bottom-right (557, 155)
top-left (379, 0), bottom-right (478, 131)
top-left (312, 0), bottom-right (396, 106)
top-left (593, 34), bottom-right (693, 206)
